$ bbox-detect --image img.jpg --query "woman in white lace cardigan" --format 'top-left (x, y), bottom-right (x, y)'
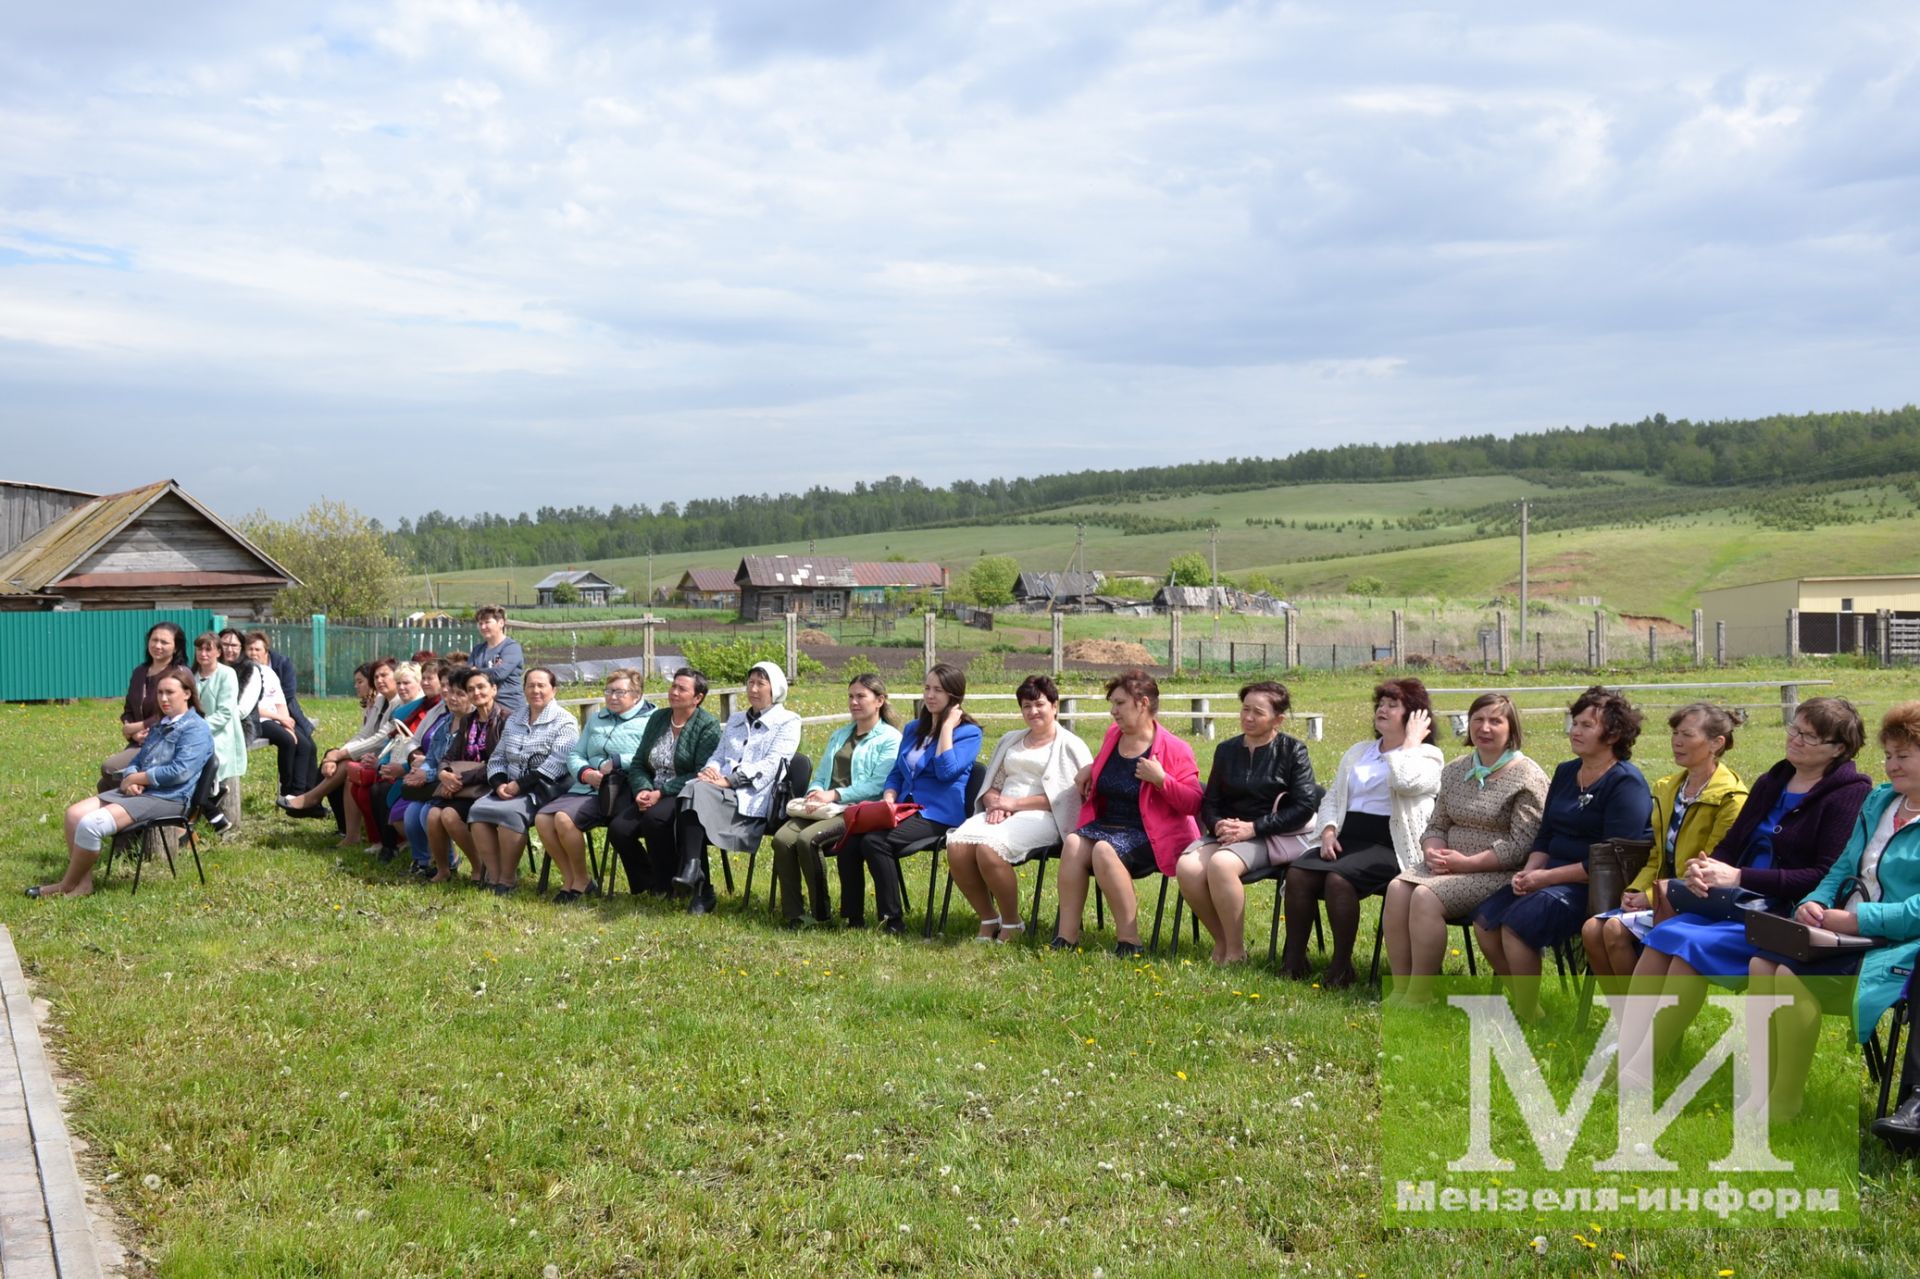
top-left (677, 661), bottom-right (802, 913)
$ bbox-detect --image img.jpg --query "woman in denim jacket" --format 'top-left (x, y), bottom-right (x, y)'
top-left (34, 670), bottom-right (213, 899)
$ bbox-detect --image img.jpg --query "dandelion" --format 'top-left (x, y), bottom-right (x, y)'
top-left (142, 1173), bottom-right (162, 1191)
top-left (1718, 1272), bottom-right (1734, 1277)
top-left (1611, 1252), bottom-right (1626, 1262)
top-left (354, 1208), bottom-right (372, 1222)
top-left (1529, 1235), bottom-right (1547, 1256)
top-left (898, 1224), bottom-right (912, 1234)
top-left (545, 1267), bottom-right (561, 1279)
top-left (1175, 1071), bottom-right (1188, 1081)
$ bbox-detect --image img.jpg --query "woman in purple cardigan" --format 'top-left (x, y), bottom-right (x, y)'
top-left (1616, 697), bottom-right (1870, 1073)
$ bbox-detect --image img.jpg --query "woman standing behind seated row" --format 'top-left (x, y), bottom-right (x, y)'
top-left (1283, 678), bottom-right (1444, 988)
top-left (102, 621), bottom-right (189, 787)
top-left (1052, 669), bottom-right (1202, 958)
top-left (1381, 692), bottom-right (1549, 1003)
top-left (1177, 681), bottom-right (1322, 965)
top-left (840, 663), bottom-right (983, 934)
top-left (1473, 686), bottom-right (1653, 1022)
top-left (945, 675), bottom-right (1093, 943)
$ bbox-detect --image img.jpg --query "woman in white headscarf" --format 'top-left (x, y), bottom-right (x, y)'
top-left (676, 661), bottom-right (803, 913)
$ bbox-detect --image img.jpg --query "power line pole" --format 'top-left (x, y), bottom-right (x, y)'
top-left (1517, 499), bottom-right (1529, 657)
top-left (646, 547), bottom-right (654, 610)
top-left (1210, 522), bottom-right (1221, 644)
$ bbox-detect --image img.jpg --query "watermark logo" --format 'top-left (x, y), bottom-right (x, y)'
top-left (1381, 976), bottom-right (1860, 1228)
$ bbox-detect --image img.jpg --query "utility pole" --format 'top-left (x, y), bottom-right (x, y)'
top-left (1065, 523), bottom-right (1084, 575)
top-left (1517, 498), bottom-right (1529, 659)
top-left (646, 547), bottom-right (654, 609)
top-left (1209, 522), bottom-right (1221, 644)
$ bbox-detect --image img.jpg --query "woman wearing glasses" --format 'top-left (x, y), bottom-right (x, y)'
top-left (534, 669), bottom-right (655, 902)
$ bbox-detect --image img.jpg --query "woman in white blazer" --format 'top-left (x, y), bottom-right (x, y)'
top-left (1281, 677), bottom-right (1444, 987)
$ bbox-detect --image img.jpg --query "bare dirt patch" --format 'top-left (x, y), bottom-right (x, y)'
top-left (1620, 613), bottom-right (1689, 639)
top-left (1064, 639), bottom-right (1156, 665)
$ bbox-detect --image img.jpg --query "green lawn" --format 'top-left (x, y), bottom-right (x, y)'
top-left (3, 666), bottom-right (1918, 1275)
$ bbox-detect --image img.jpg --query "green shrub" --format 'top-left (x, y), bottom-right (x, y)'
top-left (676, 634), bottom-right (824, 684)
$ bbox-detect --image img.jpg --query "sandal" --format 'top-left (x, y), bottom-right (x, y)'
top-left (973, 916), bottom-right (1002, 943)
top-left (994, 921), bottom-right (1027, 944)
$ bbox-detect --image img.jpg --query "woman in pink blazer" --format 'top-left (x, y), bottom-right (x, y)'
top-left (1052, 669), bottom-right (1203, 957)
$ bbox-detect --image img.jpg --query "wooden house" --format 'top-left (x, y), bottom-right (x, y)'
top-left (848, 560), bottom-right (948, 606)
top-left (675, 567), bottom-right (741, 611)
top-left (0, 479), bottom-right (298, 618)
top-left (0, 481), bottom-right (95, 557)
top-left (534, 569), bottom-right (621, 607)
top-left (735, 555), bottom-right (858, 621)
top-left (1013, 570), bottom-right (1104, 609)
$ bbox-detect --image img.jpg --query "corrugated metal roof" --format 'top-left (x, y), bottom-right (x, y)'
top-left (848, 561), bottom-right (946, 588)
top-left (679, 568), bottom-right (740, 592)
top-left (534, 569), bottom-right (615, 590)
top-left (0, 479), bottom-right (299, 593)
top-left (737, 555), bottom-right (857, 588)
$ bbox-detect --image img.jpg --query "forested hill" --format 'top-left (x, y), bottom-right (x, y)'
top-left (389, 406), bottom-right (1920, 571)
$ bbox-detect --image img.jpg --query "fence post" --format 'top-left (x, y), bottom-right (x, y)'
top-left (1786, 609), bottom-right (1800, 664)
top-left (1051, 613), bottom-right (1064, 677)
top-left (1716, 620), bottom-right (1727, 667)
top-left (1495, 609), bottom-right (1509, 673)
top-left (1061, 695), bottom-right (1078, 734)
top-left (1169, 610), bottom-right (1184, 673)
top-left (311, 613), bottom-right (328, 698)
top-left (642, 617), bottom-right (656, 674)
top-left (1593, 609), bottom-right (1608, 666)
top-left (1880, 609), bottom-right (1894, 666)
top-left (1692, 608), bottom-right (1705, 666)
top-left (784, 612), bottom-right (799, 682)
top-left (1647, 625), bottom-right (1657, 666)
top-left (1854, 613), bottom-right (1867, 658)
top-left (1192, 695), bottom-right (1212, 740)
top-left (1781, 683), bottom-right (1800, 726)
top-left (923, 612), bottom-right (937, 671)
top-left (1586, 628), bottom-right (1596, 669)
top-left (1229, 641), bottom-right (1236, 674)
top-left (1534, 631), bottom-right (1543, 673)
top-left (1284, 610), bottom-right (1298, 669)
top-left (1391, 609), bottom-right (1405, 667)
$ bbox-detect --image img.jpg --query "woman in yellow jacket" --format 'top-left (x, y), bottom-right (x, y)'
top-left (1581, 703), bottom-right (1749, 978)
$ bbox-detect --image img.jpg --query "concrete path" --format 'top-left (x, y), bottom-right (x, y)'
top-left (0, 925), bottom-right (104, 1279)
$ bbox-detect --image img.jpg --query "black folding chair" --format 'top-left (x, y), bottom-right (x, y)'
top-left (1875, 988), bottom-right (1912, 1122)
top-left (743, 754), bottom-right (813, 911)
top-left (536, 757), bottom-right (628, 897)
top-left (907, 763), bottom-right (987, 938)
top-left (101, 757), bottom-right (216, 896)
top-left (1369, 915), bottom-right (1480, 984)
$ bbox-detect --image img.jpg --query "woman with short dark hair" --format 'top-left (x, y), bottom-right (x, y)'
top-left (1176, 681), bottom-right (1322, 965)
top-left (1052, 669), bottom-right (1203, 958)
top-left (1282, 677), bottom-right (1444, 987)
top-left (944, 674), bottom-right (1094, 942)
top-left (426, 668), bottom-right (511, 882)
top-left (243, 632), bottom-right (317, 796)
top-left (1472, 686), bottom-right (1654, 1021)
top-left (469, 605), bottom-right (525, 714)
top-left (466, 667), bottom-right (579, 894)
top-left (101, 621), bottom-right (190, 787)
top-left (608, 668), bottom-right (721, 896)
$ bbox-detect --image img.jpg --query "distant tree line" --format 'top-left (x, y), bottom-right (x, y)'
top-left (385, 406), bottom-right (1920, 571)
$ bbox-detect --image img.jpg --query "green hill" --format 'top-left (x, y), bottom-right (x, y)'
top-left (411, 473), bottom-right (1920, 620)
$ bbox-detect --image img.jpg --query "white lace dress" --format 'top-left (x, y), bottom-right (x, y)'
top-left (946, 740), bottom-right (1061, 864)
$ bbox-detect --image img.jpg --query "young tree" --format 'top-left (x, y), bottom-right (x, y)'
top-left (550, 579), bottom-right (581, 606)
top-left (965, 555), bottom-right (1021, 607)
top-left (1168, 552), bottom-right (1211, 587)
top-left (242, 499), bottom-right (410, 620)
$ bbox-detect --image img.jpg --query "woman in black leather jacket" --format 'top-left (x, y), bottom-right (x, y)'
top-left (1173, 681), bottom-right (1322, 964)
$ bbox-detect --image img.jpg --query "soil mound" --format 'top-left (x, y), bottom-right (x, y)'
top-left (1063, 638), bottom-right (1155, 665)
top-left (797, 628), bottom-right (834, 648)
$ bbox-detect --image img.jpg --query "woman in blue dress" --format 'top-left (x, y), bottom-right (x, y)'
top-left (1472, 687), bottom-right (1653, 1022)
top-left (1617, 697), bottom-right (1869, 1076)
top-left (1749, 701), bottom-right (1920, 1126)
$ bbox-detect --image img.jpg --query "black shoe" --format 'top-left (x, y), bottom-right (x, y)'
top-left (582, 879), bottom-right (600, 898)
top-left (671, 855), bottom-right (704, 890)
top-left (1872, 1093), bottom-right (1920, 1152)
top-left (880, 916), bottom-right (905, 937)
top-left (688, 892), bottom-right (715, 916)
top-left (1113, 941), bottom-right (1144, 959)
top-left (553, 889), bottom-right (581, 904)
top-left (843, 917), bottom-right (867, 930)
top-left (1049, 935), bottom-right (1077, 951)
top-left (781, 917), bottom-right (810, 931)
top-left (491, 882), bottom-right (516, 897)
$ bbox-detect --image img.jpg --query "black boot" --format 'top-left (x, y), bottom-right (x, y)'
top-left (671, 847), bottom-right (705, 890)
top-left (1872, 1091), bottom-right (1920, 1153)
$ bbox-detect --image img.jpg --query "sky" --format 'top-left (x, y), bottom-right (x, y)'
top-left (3, 1), bottom-right (1918, 525)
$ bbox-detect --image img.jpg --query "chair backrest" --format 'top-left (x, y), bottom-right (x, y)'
top-left (188, 755), bottom-right (222, 820)
top-left (785, 754), bottom-right (814, 800)
top-left (960, 761), bottom-right (987, 814)
top-left (765, 754), bottom-right (810, 826)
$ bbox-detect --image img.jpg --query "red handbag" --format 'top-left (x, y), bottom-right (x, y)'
top-left (833, 801), bottom-right (923, 851)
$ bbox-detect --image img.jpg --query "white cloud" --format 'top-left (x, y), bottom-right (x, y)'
top-left (0, 1), bottom-right (1916, 522)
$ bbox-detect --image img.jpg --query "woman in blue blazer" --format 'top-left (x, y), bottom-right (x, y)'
top-left (838, 663), bottom-right (982, 934)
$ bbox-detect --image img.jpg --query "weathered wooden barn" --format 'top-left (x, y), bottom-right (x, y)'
top-left (735, 555), bottom-right (858, 621)
top-left (0, 479), bottom-right (298, 618)
top-left (674, 567), bottom-right (741, 610)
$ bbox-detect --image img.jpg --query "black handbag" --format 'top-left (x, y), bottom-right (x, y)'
top-left (1667, 879), bottom-right (1769, 922)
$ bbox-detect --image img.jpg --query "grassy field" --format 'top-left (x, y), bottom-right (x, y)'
top-left (4, 666), bottom-right (1919, 1275)
top-left (408, 472), bottom-right (1920, 622)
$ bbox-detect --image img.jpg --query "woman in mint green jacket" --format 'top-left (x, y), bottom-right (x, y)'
top-left (767, 674), bottom-right (903, 926)
top-left (190, 632), bottom-right (247, 826)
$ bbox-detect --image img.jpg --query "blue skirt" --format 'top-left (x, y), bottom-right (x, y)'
top-left (1473, 881), bottom-right (1586, 951)
top-left (1641, 915), bottom-right (1763, 981)
top-left (1075, 823), bottom-right (1156, 878)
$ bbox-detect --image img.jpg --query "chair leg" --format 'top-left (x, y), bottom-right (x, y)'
top-left (1266, 881), bottom-right (1284, 966)
top-left (1314, 912), bottom-right (1326, 954)
top-left (537, 852), bottom-right (553, 895)
top-left (717, 848), bottom-right (735, 895)
top-left (131, 829), bottom-right (149, 896)
top-left (1575, 972), bottom-right (1598, 1034)
top-left (1368, 916), bottom-right (1384, 986)
top-left (1095, 885), bottom-right (1105, 932)
top-left (186, 827), bottom-right (205, 885)
top-left (1029, 858), bottom-right (1050, 945)
top-left (1167, 889), bottom-right (1185, 959)
top-left (922, 848), bottom-right (942, 939)
top-left (1461, 923), bottom-right (1478, 977)
top-left (1148, 878), bottom-right (1170, 955)
top-left (160, 827), bottom-right (179, 880)
top-left (1877, 1005), bottom-right (1907, 1120)
top-left (743, 845), bottom-right (758, 909)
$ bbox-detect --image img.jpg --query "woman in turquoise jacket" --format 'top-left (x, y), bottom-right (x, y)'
top-left (1751, 701), bottom-right (1920, 1121)
top-left (766, 673), bottom-right (903, 926)
top-left (534, 668), bottom-right (656, 901)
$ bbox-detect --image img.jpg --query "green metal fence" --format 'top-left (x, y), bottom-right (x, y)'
top-left (259, 619), bottom-right (480, 697)
top-left (0, 608), bottom-right (217, 701)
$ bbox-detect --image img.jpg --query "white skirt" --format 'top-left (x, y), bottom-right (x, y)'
top-left (945, 809), bottom-right (1062, 864)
